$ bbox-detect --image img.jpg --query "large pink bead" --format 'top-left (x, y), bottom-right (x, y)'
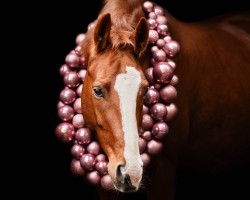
top-left (139, 137), bottom-right (147, 153)
top-left (165, 103), bottom-right (178, 122)
top-left (75, 33), bottom-right (86, 45)
top-left (71, 144), bottom-right (85, 159)
top-left (86, 171), bottom-right (101, 185)
top-left (141, 114), bottom-right (154, 130)
top-left (59, 87), bottom-right (76, 104)
top-left (57, 105), bottom-right (74, 121)
top-left (150, 103), bottom-right (168, 120)
top-left (55, 122), bottom-right (75, 142)
top-left (80, 153), bottom-right (96, 170)
top-left (65, 53), bottom-right (79, 68)
top-left (143, 1), bottom-right (154, 12)
top-left (156, 15), bottom-right (168, 25)
top-left (153, 49), bottom-right (167, 62)
top-left (95, 160), bottom-right (108, 175)
top-left (160, 85), bottom-right (177, 103)
top-left (140, 153), bottom-right (151, 166)
top-left (152, 122), bottom-right (169, 139)
top-left (64, 71), bottom-right (80, 88)
top-left (87, 141), bottom-right (101, 155)
top-left (59, 64), bottom-right (71, 76)
top-left (153, 62), bottom-right (174, 84)
top-left (149, 30), bottom-right (159, 44)
top-left (142, 130), bottom-right (152, 141)
top-left (72, 113), bottom-right (85, 128)
top-left (144, 87), bottom-right (160, 106)
top-left (157, 24), bottom-right (168, 36)
top-left (163, 40), bottom-right (180, 58)
top-left (144, 67), bottom-right (154, 84)
top-left (70, 159), bottom-right (86, 176)
top-left (100, 175), bottom-right (114, 190)
top-left (73, 98), bottom-right (82, 113)
top-left (147, 139), bottom-right (163, 155)
top-left (75, 128), bottom-right (92, 145)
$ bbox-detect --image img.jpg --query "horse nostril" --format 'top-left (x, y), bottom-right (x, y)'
top-left (116, 165), bottom-right (136, 192)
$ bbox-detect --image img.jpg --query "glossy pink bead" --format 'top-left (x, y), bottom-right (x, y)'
top-left (153, 49), bottom-right (167, 62)
top-left (148, 18), bottom-right (157, 29)
top-left (76, 84), bottom-right (83, 97)
top-left (64, 71), bottom-right (80, 88)
top-left (75, 128), bottom-right (92, 145)
top-left (73, 98), bottom-right (82, 113)
top-left (156, 39), bottom-right (166, 48)
top-left (143, 1), bottom-right (154, 12)
top-left (154, 5), bottom-right (164, 16)
top-left (87, 141), bottom-right (101, 155)
top-left (144, 87), bottom-right (160, 106)
top-left (65, 53), bottom-right (79, 68)
top-left (100, 175), bottom-right (114, 190)
top-left (86, 171), bottom-right (101, 185)
top-left (74, 46), bottom-right (83, 56)
top-left (139, 137), bottom-right (147, 153)
top-left (70, 159), bottom-right (86, 176)
top-left (143, 104), bottom-right (149, 114)
top-left (59, 64), bottom-right (71, 76)
top-left (71, 144), bottom-right (85, 159)
top-left (157, 24), bottom-right (168, 36)
top-left (165, 103), bottom-right (178, 122)
top-left (78, 69), bottom-right (87, 81)
top-left (55, 122), bottom-right (75, 142)
top-left (80, 153), bottom-right (96, 170)
top-left (57, 101), bottom-right (65, 109)
top-left (163, 35), bottom-right (172, 42)
top-left (149, 30), bottom-right (159, 44)
top-left (167, 59), bottom-right (176, 69)
top-left (95, 160), bottom-right (108, 175)
top-left (57, 105), bottom-right (74, 121)
top-left (75, 33), bottom-right (86, 45)
top-left (144, 67), bottom-right (154, 84)
top-left (142, 130), bottom-right (152, 141)
top-left (148, 11), bottom-right (157, 19)
top-left (156, 15), bottom-right (168, 25)
top-left (170, 75), bottom-right (179, 86)
top-left (147, 139), bottom-right (163, 155)
top-left (141, 114), bottom-right (154, 130)
top-left (150, 103), bottom-right (168, 120)
top-left (160, 85), bottom-right (177, 103)
top-left (72, 113), bottom-right (85, 128)
top-left (153, 62), bottom-right (174, 84)
top-left (79, 56), bottom-right (86, 67)
top-left (59, 87), bottom-right (76, 104)
top-left (163, 40), bottom-right (180, 58)
top-left (96, 154), bottom-right (107, 162)
top-left (152, 122), bottom-right (169, 139)
top-left (140, 153), bottom-right (151, 166)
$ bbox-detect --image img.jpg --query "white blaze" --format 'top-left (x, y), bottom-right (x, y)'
top-left (114, 66), bottom-right (143, 178)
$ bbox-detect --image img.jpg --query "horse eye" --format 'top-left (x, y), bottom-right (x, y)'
top-left (93, 86), bottom-right (104, 98)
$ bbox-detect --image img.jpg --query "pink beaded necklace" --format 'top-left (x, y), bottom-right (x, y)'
top-left (55, 1), bottom-right (180, 190)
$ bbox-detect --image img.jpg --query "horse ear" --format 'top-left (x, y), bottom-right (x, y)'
top-left (94, 13), bottom-right (111, 53)
top-left (131, 17), bottom-right (149, 57)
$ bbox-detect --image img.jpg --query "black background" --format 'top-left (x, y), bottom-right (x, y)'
top-left (45, 0), bottom-right (250, 199)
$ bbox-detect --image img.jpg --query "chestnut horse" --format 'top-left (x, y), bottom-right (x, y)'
top-left (81, 0), bottom-right (250, 199)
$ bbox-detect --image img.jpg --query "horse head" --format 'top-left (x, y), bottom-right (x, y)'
top-left (81, 13), bottom-right (149, 192)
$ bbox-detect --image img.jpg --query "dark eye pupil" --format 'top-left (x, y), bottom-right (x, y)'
top-left (93, 87), bottom-right (103, 97)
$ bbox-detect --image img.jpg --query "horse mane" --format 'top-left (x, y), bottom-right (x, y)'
top-left (84, 0), bottom-right (146, 51)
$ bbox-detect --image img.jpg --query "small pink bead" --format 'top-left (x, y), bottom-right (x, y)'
top-left (76, 84), bottom-right (83, 97)
top-left (149, 30), bottom-right (159, 44)
top-left (79, 55), bottom-right (86, 67)
top-left (75, 33), bottom-right (86, 45)
top-left (139, 137), bottom-right (147, 153)
top-left (96, 154), bottom-right (107, 162)
top-left (65, 53), bottom-right (79, 68)
top-left (78, 69), bottom-right (87, 82)
top-left (165, 103), bottom-right (178, 122)
top-left (150, 45), bottom-right (159, 54)
top-left (75, 128), bottom-right (92, 145)
top-left (152, 122), bottom-right (169, 139)
top-left (150, 103), bottom-right (168, 121)
top-left (141, 114), bottom-right (154, 130)
top-left (147, 139), bottom-right (163, 155)
top-left (153, 62), bottom-right (174, 84)
top-left (167, 59), bottom-right (176, 69)
top-left (156, 15), bottom-right (168, 25)
top-left (57, 105), bottom-right (74, 121)
top-left (59, 64), bottom-right (71, 76)
top-left (88, 21), bottom-right (96, 30)
top-left (148, 12), bottom-right (157, 19)
top-left (154, 5), bottom-right (165, 16)
top-left (80, 153), bottom-right (96, 170)
top-left (70, 159), bottom-right (86, 176)
top-left (143, 1), bottom-right (154, 13)
top-left (72, 113), bottom-right (85, 128)
top-left (87, 141), bottom-right (101, 155)
top-left (95, 160), bottom-right (108, 175)
top-left (148, 18), bottom-right (157, 30)
top-left (74, 45), bottom-right (83, 56)
top-left (55, 122), bottom-right (75, 142)
top-left (144, 67), bottom-right (154, 84)
top-left (71, 144), bottom-right (85, 159)
top-left (156, 39), bottom-right (166, 48)
top-left (85, 171), bottom-right (101, 185)
top-left (160, 85), bottom-right (177, 103)
top-left (144, 87), bottom-right (160, 106)
top-left (153, 49), bottom-right (167, 62)
top-left (64, 71), bottom-right (80, 88)
top-left (59, 87), bottom-right (76, 105)
top-left (163, 35), bottom-right (172, 42)
top-left (142, 130), bottom-right (152, 141)
top-left (143, 104), bottom-right (149, 114)
top-left (100, 175), bottom-right (114, 190)
top-left (73, 98), bottom-right (82, 113)
top-left (170, 75), bottom-right (179, 86)
top-left (140, 153), bottom-right (151, 166)
top-left (157, 24), bottom-right (169, 36)
top-left (57, 101), bottom-right (65, 109)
